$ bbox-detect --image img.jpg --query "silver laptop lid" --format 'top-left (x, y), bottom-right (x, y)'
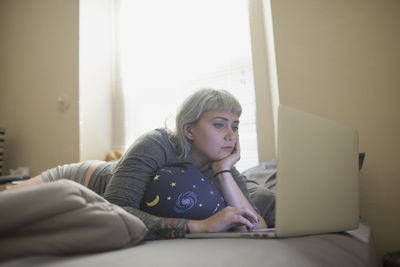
top-left (275, 105), bottom-right (359, 237)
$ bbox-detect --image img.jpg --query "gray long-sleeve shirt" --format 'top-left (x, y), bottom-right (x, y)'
top-left (100, 128), bottom-right (257, 211)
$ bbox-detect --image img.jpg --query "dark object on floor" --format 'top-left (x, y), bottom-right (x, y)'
top-left (0, 175), bottom-right (31, 185)
top-left (359, 152), bottom-right (366, 170)
top-left (383, 251), bottom-right (400, 267)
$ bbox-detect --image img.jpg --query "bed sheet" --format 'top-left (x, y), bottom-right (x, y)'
top-left (1, 219), bottom-right (378, 267)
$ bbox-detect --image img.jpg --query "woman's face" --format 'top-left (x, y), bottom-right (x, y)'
top-left (185, 110), bottom-right (239, 163)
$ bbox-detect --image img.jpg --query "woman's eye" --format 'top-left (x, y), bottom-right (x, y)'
top-left (213, 123), bottom-right (224, 129)
top-left (232, 126), bottom-right (239, 132)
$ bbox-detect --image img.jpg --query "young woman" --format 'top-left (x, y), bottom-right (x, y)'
top-left (10, 88), bottom-right (267, 239)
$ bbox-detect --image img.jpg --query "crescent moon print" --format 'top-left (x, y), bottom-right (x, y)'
top-left (173, 191), bottom-right (198, 213)
top-left (146, 195), bottom-right (160, 207)
top-left (213, 203), bottom-right (221, 213)
top-left (160, 168), bottom-right (173, 175)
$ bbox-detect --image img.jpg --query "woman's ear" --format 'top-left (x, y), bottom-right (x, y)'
top-left (183, 124), bottom-right (194, 140)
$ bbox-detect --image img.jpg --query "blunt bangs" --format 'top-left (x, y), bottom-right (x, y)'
top-left (171, 88), bottom-right (242, 159)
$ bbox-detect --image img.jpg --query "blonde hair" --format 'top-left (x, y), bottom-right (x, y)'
top-left (169, 88), bottom-right (242, 159)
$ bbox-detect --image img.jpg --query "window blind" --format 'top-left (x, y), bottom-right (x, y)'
top-left (114, 0), bottom-right (259, 171)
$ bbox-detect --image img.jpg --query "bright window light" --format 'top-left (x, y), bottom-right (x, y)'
top-left (116, 0), bottom-right (258, 171)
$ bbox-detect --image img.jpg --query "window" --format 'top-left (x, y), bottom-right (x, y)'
top-left (114, 0), bottom-right (258, 171)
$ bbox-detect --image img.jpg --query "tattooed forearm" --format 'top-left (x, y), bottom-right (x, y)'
top-left (123, 206), bottom-right (190, 240)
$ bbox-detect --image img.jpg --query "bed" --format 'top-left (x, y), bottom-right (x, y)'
top-left (0, 161), bottom-right (378, 267)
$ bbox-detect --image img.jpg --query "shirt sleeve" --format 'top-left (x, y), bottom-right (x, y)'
top-left (103, 129), bottom-right (178, 208)
top-left (230, 167), bottom-right (260, 214)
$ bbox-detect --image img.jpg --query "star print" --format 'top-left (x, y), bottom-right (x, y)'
top-left (192, 185), bottom-right (197, 188)
top-left (210, 191), bottom-right (214, 195)
top-left (167, 196), bottom-right (171, 200)
top-left (201, 178), bottom-right (205, 182)
top-left (170, 182), bottom-right (176, 187)
top-left (153, 175), bottom-right (159, 181)
top-left (199, 203), bottom-right (203, 207)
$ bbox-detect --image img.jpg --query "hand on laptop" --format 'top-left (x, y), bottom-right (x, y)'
top-left (189, 206), bottom-right (259, 233)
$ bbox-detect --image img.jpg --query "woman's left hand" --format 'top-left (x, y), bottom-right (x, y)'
top-left (211, 137), bottom-right (241, 172)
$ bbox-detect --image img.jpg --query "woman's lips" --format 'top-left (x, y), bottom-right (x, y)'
top-left (221, 146), bottom-right (233, 151)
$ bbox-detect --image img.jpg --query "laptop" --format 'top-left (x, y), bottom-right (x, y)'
top-left (186, 105), bottom-right (359, 238)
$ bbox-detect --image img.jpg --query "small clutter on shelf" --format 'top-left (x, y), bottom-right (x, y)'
top-left (0, 128), bottom-right (4, 176)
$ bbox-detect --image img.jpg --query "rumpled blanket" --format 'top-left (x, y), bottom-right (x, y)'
top-left (0, 180), bottom-right (147, 261)
top-left (242, 159), bottom-right (277, 227)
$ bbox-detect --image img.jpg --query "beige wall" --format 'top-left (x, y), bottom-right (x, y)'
top-left (249, 0), bottom-right (277, 162)
top-left (0, 0), bottom-right (79, 176)
top-left (268, 0), bottom-right (400, 259)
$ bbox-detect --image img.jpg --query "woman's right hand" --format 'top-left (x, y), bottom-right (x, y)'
top-left (189, 206), bottom-right (259, 233)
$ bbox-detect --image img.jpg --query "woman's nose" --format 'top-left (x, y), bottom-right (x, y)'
top-left (225, 129), bottom-right (236, 141)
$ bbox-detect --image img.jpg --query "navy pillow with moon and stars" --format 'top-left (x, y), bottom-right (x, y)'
top-left (140, 162), bottom-right (226, 220)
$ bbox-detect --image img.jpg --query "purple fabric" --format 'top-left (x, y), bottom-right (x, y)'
top-left (140, 163), bottom-right (226, 220)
